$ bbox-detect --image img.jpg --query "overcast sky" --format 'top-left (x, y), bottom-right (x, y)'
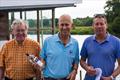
top-left (13, 0), bottom-right (107, 19)
top-left (55, 0), bottom-right (107, 18)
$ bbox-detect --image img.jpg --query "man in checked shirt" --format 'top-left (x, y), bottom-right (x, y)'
top-left (0, 19), bottom-right (41, 80)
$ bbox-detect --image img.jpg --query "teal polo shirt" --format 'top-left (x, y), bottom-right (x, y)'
top-left (40, 34), bottom-right (79, 78)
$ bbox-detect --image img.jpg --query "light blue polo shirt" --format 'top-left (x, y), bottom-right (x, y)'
top-left (40, 34), bottom-right (79, 78)
top-left (80, 34), bottom-right (120, 80)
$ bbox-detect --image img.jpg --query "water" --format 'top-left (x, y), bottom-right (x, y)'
top-left (0, 35), bottom-right (120, 80)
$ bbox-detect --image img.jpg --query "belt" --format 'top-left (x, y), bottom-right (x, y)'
top-left (44, 77), bottom-right (69, 80)
top-left (5, 76), bottom-right (34, 80)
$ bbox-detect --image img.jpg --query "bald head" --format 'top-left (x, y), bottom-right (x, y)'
top-left (58, 14), bottom-right (73, 38)
top-left (59, 14), bottom-right (73, 24)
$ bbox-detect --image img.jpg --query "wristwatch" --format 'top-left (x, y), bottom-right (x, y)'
top-left (110, 75), bottom-right (115, 80)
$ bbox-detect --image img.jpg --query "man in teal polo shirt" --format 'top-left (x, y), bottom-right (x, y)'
top-left (40, 14), bottom-right (79, 80)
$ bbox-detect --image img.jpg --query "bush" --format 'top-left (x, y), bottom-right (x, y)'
top-left (71, 26), bottom-right (94, 35)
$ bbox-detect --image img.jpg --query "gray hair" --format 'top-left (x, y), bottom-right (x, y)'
top-left (59, 14), bottom-right (73, 23)
top-left (11, 19), bottom-right (29, 30)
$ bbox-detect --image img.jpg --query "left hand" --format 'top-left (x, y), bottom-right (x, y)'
top-left (67, 70), bottom-right (77, 80)
top-left (101, 76), bottom-right (112, 80)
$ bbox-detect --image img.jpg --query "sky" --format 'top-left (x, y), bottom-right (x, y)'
top-left (12, 0), bottom-right (107, 19)
top-left (55, 0), bottom-right (107, 18)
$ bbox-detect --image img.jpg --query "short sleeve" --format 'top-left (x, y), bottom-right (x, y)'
top-left (40, 39), bottom-right (47, 60)
top-left (80, 39), bottom-right (88, 58)
top-left (0, 44), bottom-right (6, 67)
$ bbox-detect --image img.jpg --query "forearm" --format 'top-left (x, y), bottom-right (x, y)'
top-left (111, 65), bottom-right (120, 78)
top-left (35, 70), bottom-right (42, 80)
top-left (66, 64), bottom-right (78, 80)
top-left (111, 59), bottom-right (120, 78)
top-left (80, 59), bottom-right (89, 71)
top-left (73, 63), bottom-right (78, 70)
top-left (72, 63), bottom-right (78, 74)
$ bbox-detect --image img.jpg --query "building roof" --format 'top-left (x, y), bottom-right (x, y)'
top-left (0, 0), bottom-right (82, 11)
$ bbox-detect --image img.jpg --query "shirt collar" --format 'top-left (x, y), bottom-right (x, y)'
top-left (93, 33), bottom-right (110, 42)
top-left (55, 33), bottom-right (73, 46)
top-left (14, 38), bottom-right (27, 46)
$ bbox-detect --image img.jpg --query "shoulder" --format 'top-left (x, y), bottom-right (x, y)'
top-left (109, 34), bottom-right (120, 42)
top-left (70, 37), bottom-right (78, 44)
top-left (25, 38), bottom-right (40, 46)
top-left (44, 35), bottom-right (57, 42)
top-left (1, 39), bottom-right (15, 49)
top-left (4, 39), bottom-right (15, 46)
top-left (84, 35), bottom-right (93, 42)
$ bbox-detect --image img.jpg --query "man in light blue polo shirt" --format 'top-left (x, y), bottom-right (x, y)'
top-left (80, 14), bottom-right (120, 80)
top-left (40, 14), bottom-right (79, 80)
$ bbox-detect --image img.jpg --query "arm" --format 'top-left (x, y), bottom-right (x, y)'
top-left (102, 58), bottom-right (120, 80)
top-left (111, 58), bottom-right (120, 78)
top-left (67, 42), bottom-right (79, 80)
top-left (80, 57), bottom-right (88, 71)
top-left (67, 63), bottom-right (78, 80)
top-left (0, 44), bottom-right (5, 80)
top-left (112, 58), bottom-right (120, 77)
top-left (80, 57), bottom-right (96, 76)
top-left (0, 67), bottom-right (4, 80)
top-left (33, 58), bottom-right (45, 80)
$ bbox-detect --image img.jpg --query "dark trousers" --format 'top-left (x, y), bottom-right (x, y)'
top-left (44, 77), bottom-right (69, 80)
top-left (5, 77), bottom-right (33, 80)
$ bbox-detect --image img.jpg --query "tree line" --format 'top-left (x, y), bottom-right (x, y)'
top-left (27, 0), bottom-right (120, 37)
top-left (27, 16), bottom-right (93, 28)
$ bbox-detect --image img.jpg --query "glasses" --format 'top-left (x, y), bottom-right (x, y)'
top-left (94, 14), bottom-right (106, 18)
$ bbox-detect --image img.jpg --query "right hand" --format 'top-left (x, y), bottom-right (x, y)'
top-left (86, 66), bottom-right (96, 76)
top-left (33, 63), bottom-right (42, 71)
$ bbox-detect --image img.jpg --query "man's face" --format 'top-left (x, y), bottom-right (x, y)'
top-left (58, 16), bottom-right (72, 37)
top-left (12, 23), bottom-right (27, 42)
top-left (93, 18), bottom-right (107, 36)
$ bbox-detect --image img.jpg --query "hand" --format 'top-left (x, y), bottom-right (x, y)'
top-left (101, 76), bottom-right (112, 80)
top-left (86, 66), bottom-right (96, 76)
top-left (67, 70), bottom-right (77, 80)
top-left (33, 63), bottom-right (42, 71)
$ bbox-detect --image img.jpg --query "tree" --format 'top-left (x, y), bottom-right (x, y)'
top-left (104, 0), bottom-right (120, 23)
top-left (104, 0), bottom-right (120, 37)
top-left (73, 17), bottom-right (93, 27)
top-left (111, 17), bottom-right (120, 37)
top-left (43, 19), bottom-right (50, 27)
top-left (27, 19), bottom-right (36, 28)
top-left (84, 16), bottom-right (93, 26)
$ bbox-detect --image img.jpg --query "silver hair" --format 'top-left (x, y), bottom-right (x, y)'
top-left (11, 19), bottom-right (29, 30)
